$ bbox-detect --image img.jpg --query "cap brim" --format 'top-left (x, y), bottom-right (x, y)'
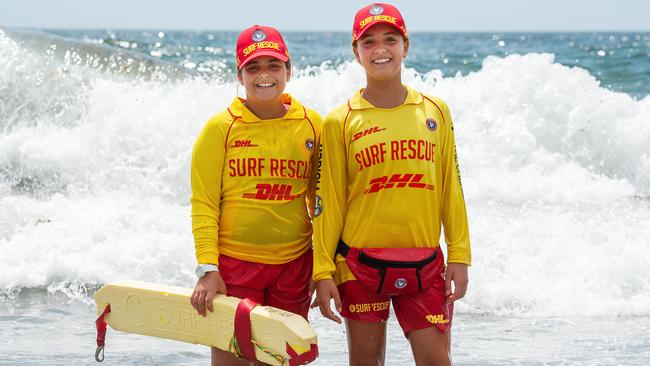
top-left (238, 51), bottom-right (289, 69)
top-left (353, 21), bottom-right (407, 42)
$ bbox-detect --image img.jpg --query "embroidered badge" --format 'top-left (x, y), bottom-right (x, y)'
top-left (251, 30), bottom-right (266, 42)
top-left (314, 195), bottom-right (323, 217)
top-left (426, 118), bottom-right (437, 131)
top-left (394, 278), bottom-right (408, 289)
top-left (305, 138), bottom-right (314, 151)
top-left (369, 4), bottom-right (384, 15)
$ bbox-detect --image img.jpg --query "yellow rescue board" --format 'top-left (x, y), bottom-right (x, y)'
top-left (94, 281), bottom-right (317, 365)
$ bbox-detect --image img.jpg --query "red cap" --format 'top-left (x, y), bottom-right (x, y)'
top-left (236, 25), bottom-right (290, 69)
top-left (352, 3), bottom-right (408, 42)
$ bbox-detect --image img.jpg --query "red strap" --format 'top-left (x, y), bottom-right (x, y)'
top-left (95, 304), bottom-right (111, 362)
top-left (286, 342), bottom-right (319, 366)
top-left (95, 304), bottom-right (111, 347)
top-left (233, 298), bottom-right (258, 362)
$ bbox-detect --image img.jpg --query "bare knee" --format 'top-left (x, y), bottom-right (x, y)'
top-left (211, 347), bottom-right (252, 366)
top-left (407, 326), bottom-right (451, 366)
top-left (349, 338), bottom-right (385, 366)
top-left (346, 320), bottom-right (387, 366)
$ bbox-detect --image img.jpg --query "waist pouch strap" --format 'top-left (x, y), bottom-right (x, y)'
top-left (336, 239), bottom-right (351, 258)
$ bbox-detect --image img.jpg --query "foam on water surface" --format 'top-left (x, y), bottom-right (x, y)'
top-left (1, 29), bottom-right (649, 320)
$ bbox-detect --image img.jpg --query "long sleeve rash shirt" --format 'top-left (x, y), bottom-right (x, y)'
top-left (191, 94), bottom-right (322, 265)
top-left (313, 86), bottom-right (471, 283)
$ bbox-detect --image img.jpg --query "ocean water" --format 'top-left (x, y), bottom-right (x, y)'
top-left (1, 27), bottom-right (649, 365)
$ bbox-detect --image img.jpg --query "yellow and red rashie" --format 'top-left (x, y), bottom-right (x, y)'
top-left (191, 95), bottom-right (322, 266)
top-left (312, 86), bottom-right (471, 284)
top-left (192, 24), bottom-right (322, 267)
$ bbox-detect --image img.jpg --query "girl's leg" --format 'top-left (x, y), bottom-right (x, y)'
top-left (215, 255), bottom-right (271, 365)
top-left (345, 319), bottom-right (387, 366)
top-left (392, 254), bottom-right (453, 365)
top-left (211, 347), bottom-right (252, 366)
top-left (407, 326), bottom-right (451, 366)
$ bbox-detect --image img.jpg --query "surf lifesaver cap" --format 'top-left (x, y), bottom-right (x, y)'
top-left (352, 3), bottom-right (408, 42)
top-left (236, 25), bottom-right (290, 69)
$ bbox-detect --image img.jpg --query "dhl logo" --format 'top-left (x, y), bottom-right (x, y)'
top-left (230, 140), bottom-right (258, 148)
top-left (351, 126), bottom-right (386, 142)
top-left (363, 173), bottom-right (434, 195)
top-left (426, 314), bottom-right (449, 324)
top-left (242, 184), bottom-right (299, 201)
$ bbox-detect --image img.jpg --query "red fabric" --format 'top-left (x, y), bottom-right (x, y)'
top-left (95, 304), bottom-right (111, 347)
top-left (235, 25), bottom-right (290, 69)
top-left (344, 246), bottom-right (442, 296)
top-left (352, 3), bottom-right (408, 41)
top-left (394, 284), bottom-right (454, 335)
top-left (234, 298), bottom-right (259, 362)
top-left (219, 249), bottom-right (312, 319)
top-left (339, 274), bottom-right (454, 335)
top-left (286, 342), bottom-right (319, 366)
top-left (338, 280), bottom-right (390, 322)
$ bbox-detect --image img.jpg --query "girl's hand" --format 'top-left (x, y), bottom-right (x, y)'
top-left (191, 271), bottom-right (227, 316)
top-left (311, 279), bottom-right (342, 323)
top-left (445, 263), bottom-right (469, 304)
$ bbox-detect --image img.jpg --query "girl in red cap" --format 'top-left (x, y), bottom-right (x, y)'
top-left (190, 25), bottom-right (322, 366)
top-left (312, 3), bottom-right (471, 365)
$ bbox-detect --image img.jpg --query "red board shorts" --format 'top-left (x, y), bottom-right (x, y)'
top-left (338, 255), bottom-right (453, 336)
top-left (218, 248), bottom-right (312, 320)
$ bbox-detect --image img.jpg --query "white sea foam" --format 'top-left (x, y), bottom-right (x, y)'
top-left (1, 30), bottom-right (649, 317)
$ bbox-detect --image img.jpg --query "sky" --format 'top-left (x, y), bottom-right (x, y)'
top-left (1, 0), bottom-right (649, 32)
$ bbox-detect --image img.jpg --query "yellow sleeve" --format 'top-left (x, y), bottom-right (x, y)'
top-left (439, 102), bottom-right (472, 265)
top-left (312, 107), bottom-right (349, 281)
top-left (190, 114), bottom-right (227, 265)
top-left (305, 110), bottom-right (324, 218)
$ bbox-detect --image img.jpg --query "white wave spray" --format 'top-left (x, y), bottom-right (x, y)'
top-left (1, 29), bottom-right (649, 317)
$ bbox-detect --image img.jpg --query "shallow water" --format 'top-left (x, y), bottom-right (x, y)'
top-left (1, 291), bottom-right (648, 365)
top-left (1, 28), bottom-right (649, 364)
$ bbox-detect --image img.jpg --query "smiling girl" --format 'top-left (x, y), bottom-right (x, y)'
top-left (189, 25), bottom-right (322, 366)
top-left (312, 4), bottom-right (472, 365)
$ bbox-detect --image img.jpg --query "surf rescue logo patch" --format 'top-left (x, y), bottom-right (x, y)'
top-left (394, 278), bottom-right (407, 289)
top-left (305, 138), bottom-right (314, 151)
top-left (252, 30), bottom-right (267, 42)
top-left (369, 4), bottom-right (384, 15)
top-left (426, 118), bottom-right (437, 131)
top-left (314, 195), bottom-right (323, 217)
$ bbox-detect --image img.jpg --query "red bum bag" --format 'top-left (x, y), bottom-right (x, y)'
top-left (336, 240), bottom-right (443, 296)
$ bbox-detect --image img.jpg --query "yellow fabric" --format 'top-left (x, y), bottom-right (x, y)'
top-left (313, 86), bottom-right (471, 283)
top-left (191, 94), bottom-right (322, 265)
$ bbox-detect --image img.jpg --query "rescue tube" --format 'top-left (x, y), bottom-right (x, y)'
top-left (94, 281), bottom-right (318, 365)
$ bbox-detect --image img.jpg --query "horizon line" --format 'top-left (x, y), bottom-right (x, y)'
top-left (3, 25), bottom-right (650, 34)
